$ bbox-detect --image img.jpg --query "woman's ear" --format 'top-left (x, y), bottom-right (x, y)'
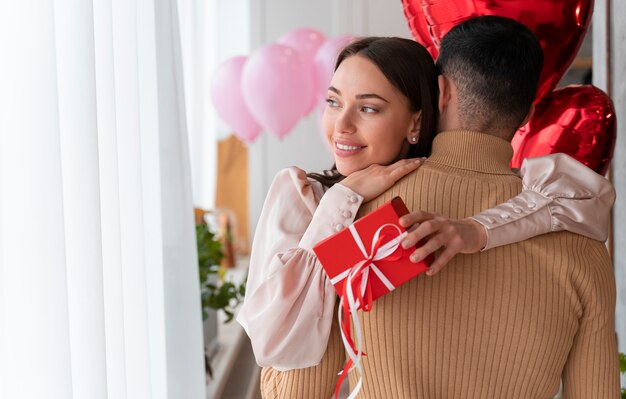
top-left (407, 110), bottom-right (422, 143)
top-left (411, 110), bottom-right (422, 133)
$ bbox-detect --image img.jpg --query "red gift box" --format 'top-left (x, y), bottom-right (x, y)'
top-left (313, 196), bottom-right (431, 306)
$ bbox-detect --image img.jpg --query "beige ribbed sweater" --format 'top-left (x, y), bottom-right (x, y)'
top-left (260, 131), bottom-right (619, 399)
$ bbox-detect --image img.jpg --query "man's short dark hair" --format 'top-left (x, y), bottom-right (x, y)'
top-left (436, 16), bottom-right (544, 134)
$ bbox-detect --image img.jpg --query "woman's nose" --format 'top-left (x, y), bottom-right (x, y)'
top-left (335, 108), bottom-right (356, 134)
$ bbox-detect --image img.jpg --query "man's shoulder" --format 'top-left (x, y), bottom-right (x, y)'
top-left (390, 160), bottom-right (523, 198)
top-left (405, 160), bottom-right (522, 182)
top-left (523, 231), bottom-right (613, 277)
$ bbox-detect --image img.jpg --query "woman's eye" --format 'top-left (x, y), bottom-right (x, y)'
top-left (361, 106), bottom-right (378, 113)
top-left (325, 98), bottom-right (339, 108)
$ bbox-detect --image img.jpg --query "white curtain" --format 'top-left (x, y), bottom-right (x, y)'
top-left (178, 0), bottom-right (217, 211)
top-left (0, 1), bottom-right (205, 398)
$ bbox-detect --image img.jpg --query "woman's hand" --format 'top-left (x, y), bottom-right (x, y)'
top-left (340, 158), bottom-right (424, 202)
top-left (399, 211), bottom-right (487, 276)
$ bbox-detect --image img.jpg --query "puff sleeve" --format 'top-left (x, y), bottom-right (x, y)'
top-left (472, 153), bottom-right (615, 250)
top-left (237, 167), bottom-right (363, 370)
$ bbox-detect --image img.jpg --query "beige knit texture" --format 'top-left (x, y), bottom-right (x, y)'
top-left (260, 316), bottom-right (344, 399)
top-left (261, 131), bottom-right (619, 399)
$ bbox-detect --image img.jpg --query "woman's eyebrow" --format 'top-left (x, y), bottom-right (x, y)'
top-left (355, 93), bottom-right (389, 103)
top-left (328, 86), bottom-right (390, 103)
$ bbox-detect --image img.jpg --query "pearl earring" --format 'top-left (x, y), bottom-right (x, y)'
top-left (410, 136), bottom-right (418, 143)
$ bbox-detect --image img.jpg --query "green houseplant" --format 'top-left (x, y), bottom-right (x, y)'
top-left (196, 224), bottom-right (246, 323)
top-left (595, 352), bottom-right (626, 398)
top-left (196, 223), bottom-right (246, 378)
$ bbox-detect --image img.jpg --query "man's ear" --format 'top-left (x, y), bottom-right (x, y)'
top-left (438, 75), bottom-right (450, 114)
top-left (518, 104), bottom-right (535, 128)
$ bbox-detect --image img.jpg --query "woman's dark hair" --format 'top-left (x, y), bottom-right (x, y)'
top-left (308, 36), bottom-right (438, 187)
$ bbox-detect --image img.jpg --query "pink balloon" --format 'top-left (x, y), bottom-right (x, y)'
top-left (314, 35), bottom-right (356, 102)
top-left (210, 56), bottom-right (261, 143)
top-left (242, 44), bottom-right (313, 139)
top-left (278, 28), bottom-right (327, 115)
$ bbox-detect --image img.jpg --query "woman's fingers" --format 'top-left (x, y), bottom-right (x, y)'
top-left (408, 230), bottom-right (445, 262)
top-left (399, 210), bottom-right (435, 229)
top-left (401, 216), bottom-right (438, 249)
top-left (342, 158), bottom-right (426, 202)
top-left (425, 246), bottom-right (458, 276)
top-left (401, 217), bottom-right (488, 275)
top-left (387, 158), bottom-right (423, 181)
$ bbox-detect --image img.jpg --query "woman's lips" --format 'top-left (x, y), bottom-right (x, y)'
top-left (334, 140), bottom-right (366, 156)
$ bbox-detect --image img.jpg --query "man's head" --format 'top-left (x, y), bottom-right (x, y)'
top-left (435, 16), bottom-right (544, 140)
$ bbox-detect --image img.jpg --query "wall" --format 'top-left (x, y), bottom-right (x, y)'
top-left (594, 0), bottom-right (626, 353)
top-left (247, 0), bottom-right (413, 236)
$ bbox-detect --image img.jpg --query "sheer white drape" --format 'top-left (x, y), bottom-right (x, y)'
top-left (178, 0), bottom-right (217, 211)
top-left (0, 1), bottom-right (205, 398)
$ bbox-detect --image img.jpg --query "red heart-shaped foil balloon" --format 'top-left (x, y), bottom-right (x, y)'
top-left (511, 85), bottom-right (616, 175)
top-left (402, 0), bottom-right (593, 102)
top-left (401, 0), bottom-right (438, 59)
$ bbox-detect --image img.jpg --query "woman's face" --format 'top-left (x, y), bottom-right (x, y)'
top-left (323, 55), bottom-right (420, 176)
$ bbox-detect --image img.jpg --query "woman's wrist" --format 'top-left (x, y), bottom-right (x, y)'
top-left (463, 218), bottom-right (487, 252)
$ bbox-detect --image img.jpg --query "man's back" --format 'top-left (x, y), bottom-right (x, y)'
top-left (352, 131), bottom-right (619, 398)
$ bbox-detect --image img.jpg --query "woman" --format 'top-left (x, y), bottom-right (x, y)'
top-left (237, 37), bottom-right (614, 389)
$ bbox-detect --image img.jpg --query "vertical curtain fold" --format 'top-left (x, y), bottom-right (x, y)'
top-left (93, 0), bottom-right (128, 397)
top-left (178, 0), bottom-right (217, 211)
top-left (54, 1), bottom-right (108, 398)
top-left (153, 1), bottom-right (207, 396)
top-left (110, 0), bottom-right (154, 397)
top-left (1, 2), bottom-right (74, 397)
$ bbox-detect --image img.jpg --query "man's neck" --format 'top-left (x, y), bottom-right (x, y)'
top-left (476, 128), bottom-right (515, 142)
top-left (429, 131), bottom-right (515, 175)
top-left (437, 120), bottom-right (515, 142)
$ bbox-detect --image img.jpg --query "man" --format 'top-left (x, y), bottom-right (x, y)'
top-left (350, 16), bottom-right (619, 398)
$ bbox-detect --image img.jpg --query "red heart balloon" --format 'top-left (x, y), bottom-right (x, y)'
top-left (401, 0), bottom-right (438, 59)
top-left (511, 85), bottom-right (616, 175)
top-left (402, 0), bottom-right (593, 102)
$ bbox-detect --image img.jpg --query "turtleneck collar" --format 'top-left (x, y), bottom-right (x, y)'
top-left (427, 130), bottom-right (516, 175)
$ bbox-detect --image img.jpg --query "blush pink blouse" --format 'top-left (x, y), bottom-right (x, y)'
top-left (237, 153), bottom-right (615, 371)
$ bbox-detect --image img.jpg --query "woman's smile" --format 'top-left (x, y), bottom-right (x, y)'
top-left (334, 139), bottom-right (367, 157)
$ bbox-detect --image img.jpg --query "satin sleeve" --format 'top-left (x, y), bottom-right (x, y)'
top-left (237, 167), bottom-right (363, 370)
top-left (471, 153), bottom-right (615, 250)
